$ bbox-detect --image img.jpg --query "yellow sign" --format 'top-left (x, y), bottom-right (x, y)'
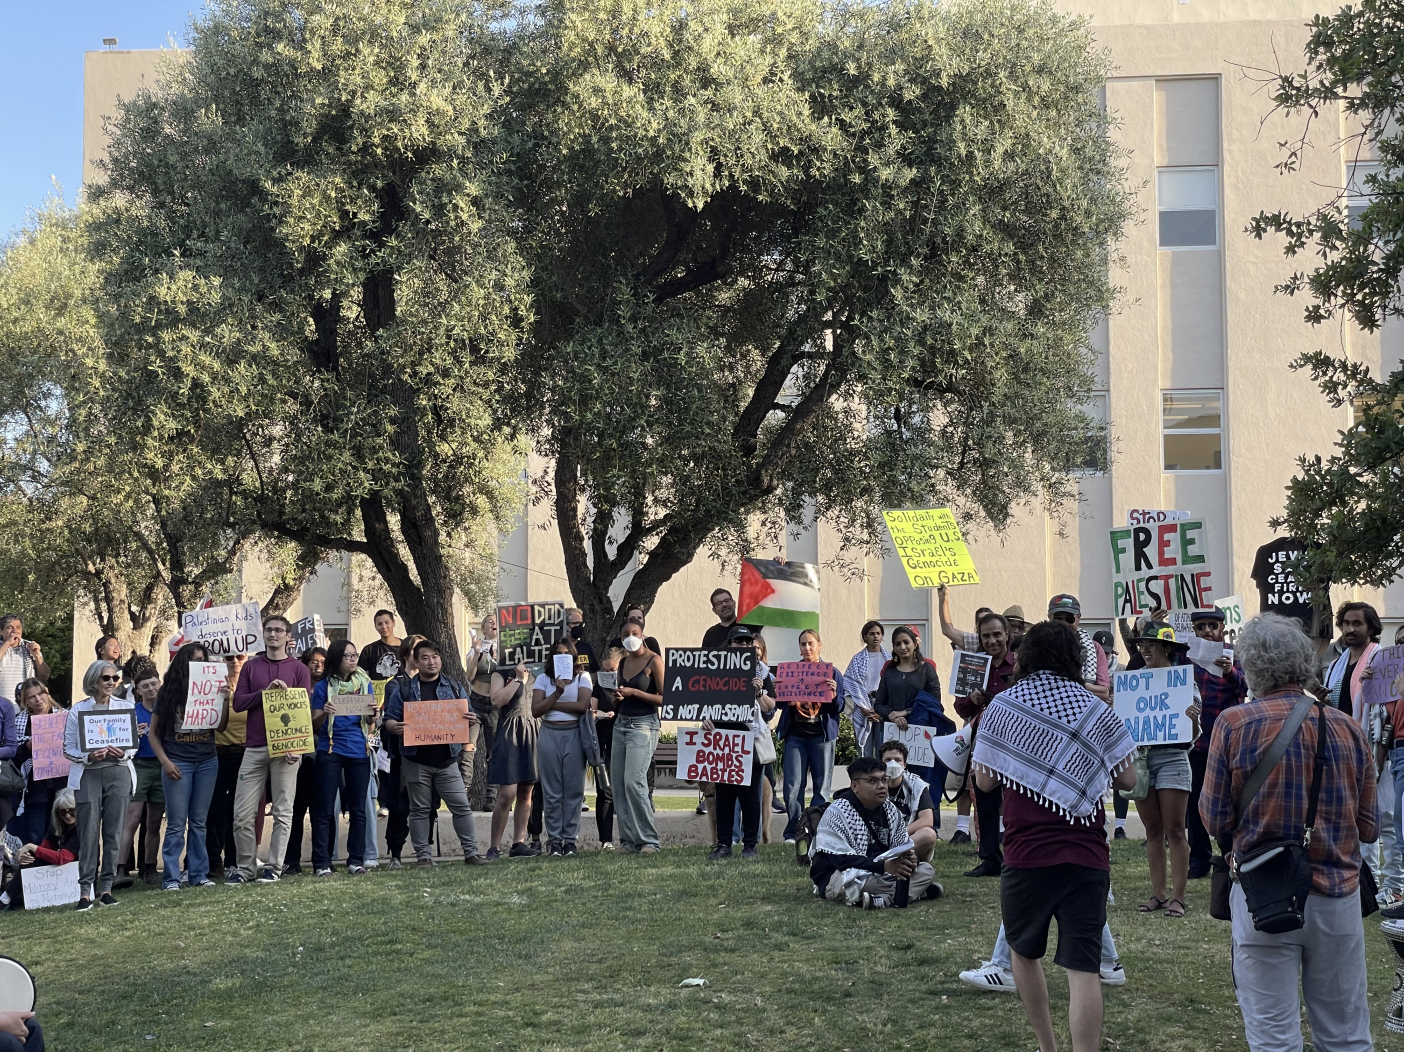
top-left (882, 508), bottom-right (981, 588)
top-left (372, 679), bottom-right (389, 711)
top-left (264, 688), bottom-right (314, 757)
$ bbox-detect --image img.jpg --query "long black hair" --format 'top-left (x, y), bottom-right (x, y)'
top-left (155, 642), bottom-right (210, 729)
top-left (324, 639), bottom-right (359, 684)
top-left (890, 625), bottom-right (924, 666)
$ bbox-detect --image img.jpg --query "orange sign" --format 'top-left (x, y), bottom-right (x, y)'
top-left (403, 698), bottom-right (475, 748)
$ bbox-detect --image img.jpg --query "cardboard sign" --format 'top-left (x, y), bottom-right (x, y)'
top-left (289, 615), bottom-right (328, 657)
top-left (660, 648), bottom-right (757, 722)
top-left (264, 688), bottom-right (314, 756)
top-left (328, 691), bottom-right (378, 718)
top-left (403, 698), bottom-right (475, 747)
top-left (775, 662), bottom-right (834, 707)
top-left (183, 662), bottom-right (228, 731)
top-left (180, 601), bottom-right (264, 657)
top-left (1127, 509), bottom-right (1191, 526)
top-left (1364, 646), bottom-right (1404, 708)
top-left (30, 712), bottom-right (69, 781)
top-left (497, 601), bottom-right (566, 675)
top-left (951, 651), bottom-right (991, 696)
top-left (1113, 666), bottom-right (1196, 744)
top-left (1108, 521), bottom-right (1214, 615)
top-left (1216, 595), bottom-right (1245, 646)
top-left (676, 726), bottom-right (753, 785)
top-left (882, 722), bottom-right (938, 768)
top-left (882, 508), bottom-right (980, 588)
top-left (372, 680), bottom-right (389, 711)
top-left (23, 861), bottom-right (80, 910)
top-left (78, 709), bottom-right (137, 752)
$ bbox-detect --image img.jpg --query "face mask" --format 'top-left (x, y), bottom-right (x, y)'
top-left (621, 635), bottom-right (643, 653)
top-left (885, 760), bottom-right (904, 781)
top-left (570, 624), bottom-right (584, 640)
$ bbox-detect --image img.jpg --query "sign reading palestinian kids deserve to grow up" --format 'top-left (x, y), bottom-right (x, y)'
top-left (180, 601), bottom-right (264, 657)
top-left (182, 662), bottom-right (228, 731)
top-left (496, 600), bottom-right (566, 675)
top-left (30, 712), bottom-right (69, 781)
top-left (403, 698), bottom-right (475, 747)
top-left (264, 688), bottom-right (314, 757)
top-left (660, 648), bottom-right (757, 722)
top-left (882, 509), bottom-right (980, 588)
top-left (1113, 666), bottom-right (1196, 745)
top-left (676, 726), bottom-right (753, 785)
top-left (1107, 520), bottom-right (1214, 615)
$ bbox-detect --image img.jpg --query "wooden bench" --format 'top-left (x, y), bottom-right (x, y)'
top-left (652, 742), bottom-right (678, 772)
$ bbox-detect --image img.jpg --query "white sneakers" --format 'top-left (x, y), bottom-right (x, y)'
top-left (959, 960), bottom-right (1127, 992)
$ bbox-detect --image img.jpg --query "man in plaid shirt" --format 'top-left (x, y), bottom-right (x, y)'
top-left (1201, 613), bottom-right (1378, 1052)
top-left (1188, 608), bottom-right (1248, 879)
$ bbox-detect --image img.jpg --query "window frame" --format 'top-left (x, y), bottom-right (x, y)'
top-left (1161, 388), bottom-right (1224, 473)
top-left (1073, 391), bottom-right (1111, 475)
top-left (1156, 165), bottom-right (1220, 251)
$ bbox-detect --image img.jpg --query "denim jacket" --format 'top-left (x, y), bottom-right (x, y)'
top-left (384, 672), bottom-right (470, 762)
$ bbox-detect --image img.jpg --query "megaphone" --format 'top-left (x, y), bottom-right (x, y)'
top-left (932, 724), bottom-right (975, 777)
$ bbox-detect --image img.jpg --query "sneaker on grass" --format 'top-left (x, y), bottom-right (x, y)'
top-left (1100, 960), bottom-right (1127, 986)
top-left (256, 866), bottom-right (281, 883)
top-left (958, 962), bottom-right (1017, 993)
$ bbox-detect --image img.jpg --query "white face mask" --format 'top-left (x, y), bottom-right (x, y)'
top-left (885, 760), bottom-right (904, 781)
top-left (621, 635), bottom-right (643, 653)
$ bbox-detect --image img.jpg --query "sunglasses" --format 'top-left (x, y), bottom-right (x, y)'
top-left (58, 808), bottom-right (76, 816)
top-left (100, 674), bottom-right (122, 683)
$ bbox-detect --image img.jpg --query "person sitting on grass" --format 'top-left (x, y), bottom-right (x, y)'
top-left (810, 756), bottom-right (942, 909)
top-left (878, 740), bottom-right (937, 863)
top-left (0, 1009), bottom-right (43, 1052)
top-left (3, 789), bottom-right (79, 910)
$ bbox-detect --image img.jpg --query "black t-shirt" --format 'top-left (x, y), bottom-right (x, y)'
top-left (890, 781), bottom-right (934, 825)
top-left (701, 622), bottom-right (761, 648)
top-left (1250, 538), bottom-right (1320, 634)
top-left (358, 640), bottom-right (402, 681)
top-left (406, 678), bottom-right (453, 768)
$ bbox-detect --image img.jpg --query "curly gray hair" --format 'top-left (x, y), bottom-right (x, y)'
top-left (1237, 613), bottom-right (1317, 697)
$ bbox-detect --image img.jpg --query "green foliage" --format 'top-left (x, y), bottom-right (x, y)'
top-left (1248, 1), bottom-right (1404, 588)
top-left (835, 712), bottom-right (858, 767)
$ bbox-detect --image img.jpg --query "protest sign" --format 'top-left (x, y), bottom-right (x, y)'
top-left (882, 508), bottom-right (980, 588)
top-left (1107, 520), bottom-right (1214, 615)
top-left (496, 601), bottom-right (566, 674)
top-left (1364, 646), bottom-right (1404, 709)
top-left (951, 651), bottom-right (991, 696)
top-left (289, 615), bottom-right (328, 657)
top-left (30, 712), bottom-right (69, 781)
top-left (660, 648), bottom-right (757, 722)
top-left (264, 689), bottom-right (313, 757)
top-left (403, 698), bottom-right (475, 747)
top-left (372, 679), bottom-right (390, 711)
top-left (775, 662), bottom-right (834, 709)
top-left (676, 726), bottom-right (753, 785)
top-left (331, 692), bottom-right (378, 718)
top-left (1113, 666), bottom-right (1196, 745)
top-left (180, 601), bottom-right (264, 657)
top-left (182, 662), bottom-right (228, 731)
top-left (882, 722), bottom-right (938, 767)
top-left (78, 709), bottom-right (137, 752)
top-left (597, 670), bottom-right (618, 690)
top-left (552, 653), bottom-right (575, 681)
top-left (1127, 509), bottom-right (1191, 526)
top-left (1168, 610), bottom-right (1195, 641)
top-left (1216, 595), bottom-right (1245, 646)
top-left (23, 861), bottom-right (80, 910)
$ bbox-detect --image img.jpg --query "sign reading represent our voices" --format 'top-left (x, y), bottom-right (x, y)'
top-left (404, 698), bottom-right (475, 747)
top-left (660, 648), bottom-right (757, 722)
top-left (951, 651), bottom-right (991, 696)
top-left (264, 688), bottom-right (314, 757)
top-left (1364, 646), bottom-right (1404, 708)
top-left (676, 726), bottom-right (753, 785)
top-left (882, 508), bottom-right (980, 588)
top-left (78, 708), bottom-right (138, 752)
top-left (883, 723), bottom-right (938, 768)
top-left (181, 601), bottom-right (264, 657)
top-left (30, 712), bottom-right (69, 781)
top-left (774, 662), bottom-right (834, 706)
top-left (1108, 520), bottom-right (1214, 615)
top-left (1113, 666), bottom-right (1196, 745)
top-left (23, 861), bottom-right (80, 910)
top-left (182, 662), bottom-right (228, 731)
top-left (496, 601), bottom-right (565, 675)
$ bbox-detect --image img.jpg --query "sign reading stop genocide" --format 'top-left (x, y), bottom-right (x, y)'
top-left (676, 726), bottom-right (753, 785)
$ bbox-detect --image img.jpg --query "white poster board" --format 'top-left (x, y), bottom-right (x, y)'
top-left (882, 722), bottom-right (938, 767)
top-left (24, 861), bottom-right (81, 909)
top-left (1113, 666), bottom-right (1196, 745)
top-left (182, 662), bottom-right (227, 731)
top-left (180, 601), bottom-right (264, 657)
top-left (1215, 594), bottom-right (1245, 646)
top-left (675, 726), bottom-right (753, 785)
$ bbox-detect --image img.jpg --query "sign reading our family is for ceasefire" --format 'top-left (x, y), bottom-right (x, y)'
top-left (882, 509), bottom-right (980, 588)
top-left (1108, 520), bottom-right (1214, 615)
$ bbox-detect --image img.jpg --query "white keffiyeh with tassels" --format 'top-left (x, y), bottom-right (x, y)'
top-left (971, 670), bottom-right (1136, 824)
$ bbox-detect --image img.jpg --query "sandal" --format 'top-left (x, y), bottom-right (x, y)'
top-left (1137, 895), bottom-right (1168, 913)
top-left (1164, 898), bottom-right (1187, 919)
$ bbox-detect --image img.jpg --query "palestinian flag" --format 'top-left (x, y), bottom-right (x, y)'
top-left (737, 559), bottom-right (821, 632)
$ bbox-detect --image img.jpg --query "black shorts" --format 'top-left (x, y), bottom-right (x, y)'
top-left (1000, 863), bottom-right (1109, 973)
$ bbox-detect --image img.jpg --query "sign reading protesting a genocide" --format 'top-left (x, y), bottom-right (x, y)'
top-left (661, 648), bottom-right (756, 723)
top-left (882, 508), bottom-right (980, 588)
top-left (496, 601), bottom-right (566, 675)
top-left (1113, 666), bottom-right (1196, 745)
top-left (676, 726), bottom-right (753, 785)
top-left (1108, 520), bottom-right (1214, 615)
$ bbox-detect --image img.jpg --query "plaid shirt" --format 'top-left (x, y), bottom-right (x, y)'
top-left (1192, 661), bottom-right (1247, 753)
top-left (1200, 690), bottom-right (1378, 897)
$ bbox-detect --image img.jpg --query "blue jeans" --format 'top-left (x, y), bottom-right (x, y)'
top-left (612, 715), bottom-right (660, 851)
top-left (313, 751), bottom-right (371, 868)
top-left (783, 735), bottom-right (835, 840)
top-left (161, 756), bottom-right (219, 885)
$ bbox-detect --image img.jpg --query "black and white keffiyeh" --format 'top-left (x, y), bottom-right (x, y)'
top-left (971, 670), bottom-right (1135, 823)
top-left (812, 794), bottom-right (913, 860)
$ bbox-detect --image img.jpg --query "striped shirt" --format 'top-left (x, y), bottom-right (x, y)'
top-left (1200, 690), bottom-right (1378, 897)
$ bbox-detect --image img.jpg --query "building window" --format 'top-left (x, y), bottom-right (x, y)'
top-left (1157, 167), bottom-right (1218, 248)
top-left (1347, 161), bottom-right (1381, 228)
top-left (1076, 392), bottom-right (1110, 473)
top-left (1162, 390), bottom-right (1222, 471)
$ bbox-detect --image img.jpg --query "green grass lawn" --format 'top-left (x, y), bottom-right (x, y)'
top-left (8, 838), bottom-right (1401, 1051)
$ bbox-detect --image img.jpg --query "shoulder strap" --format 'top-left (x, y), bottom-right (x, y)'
top-left (1234, 692), bottom-right (1317, 825)
top-left (1302, 701), bottom-right (1328, 844)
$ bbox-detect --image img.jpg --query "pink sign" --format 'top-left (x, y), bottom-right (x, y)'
top-left (775, 662), bottom-right (834, 707)
top-left (30, 712), bottom-right (70, 781)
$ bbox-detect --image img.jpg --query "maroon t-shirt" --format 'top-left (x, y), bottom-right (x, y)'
top-left (1002, 790), bottom-right (1110, 872)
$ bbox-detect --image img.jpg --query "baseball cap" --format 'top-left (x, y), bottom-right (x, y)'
top-left (1048, 594), bottom-right (1081, 617)
top-left (725, 623), bottom-right (756, 643)
top-left (1191, 608), bottom-right (1226, 624)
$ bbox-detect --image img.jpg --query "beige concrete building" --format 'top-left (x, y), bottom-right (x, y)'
top-left (74, 1), bottom-right (1398, 693)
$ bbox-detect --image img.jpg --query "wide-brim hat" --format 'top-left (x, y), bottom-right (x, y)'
top-left (1002, 605), bottom-right (1027, 625)
top-left (1130, 621), bottom-right (1190, 653)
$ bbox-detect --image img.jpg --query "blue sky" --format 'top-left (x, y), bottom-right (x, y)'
top-left (1, 1), bottom-right (198, 238)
